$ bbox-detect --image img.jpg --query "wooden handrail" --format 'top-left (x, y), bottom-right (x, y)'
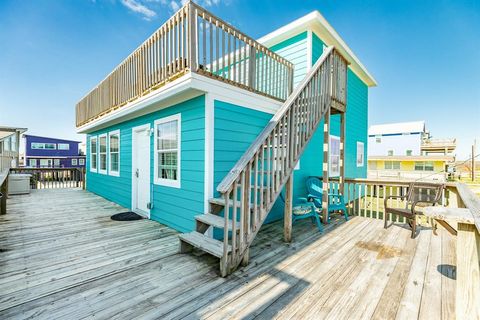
top-left (75, 1), bottom-right (294, 127)
top-left (456, 182), bottom-right (480, 233)
top-left (217, 46), bottom-right (335, 193)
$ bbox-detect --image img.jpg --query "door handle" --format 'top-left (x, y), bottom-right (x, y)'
top-left (135, 169), bottom-right (139, 178)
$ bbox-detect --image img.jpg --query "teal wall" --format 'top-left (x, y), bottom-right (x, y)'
top-left (86, 95), bottom-right (205, 232)
top-left (269, 31), bottom-right (308, 87)
top-left (213, 100), bottom-right (272, 197)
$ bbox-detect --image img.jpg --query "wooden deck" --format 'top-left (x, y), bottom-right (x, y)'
top-left (0, 189), bottom-right (456, 319)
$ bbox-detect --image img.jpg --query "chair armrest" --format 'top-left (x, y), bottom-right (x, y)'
top-left (307, 194), bottom-right (321, 200)
top-left (297, 197), bottom-right (308, 204)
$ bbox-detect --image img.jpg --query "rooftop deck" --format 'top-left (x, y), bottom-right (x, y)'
top-left (0, 189), bottom-right (456, 319)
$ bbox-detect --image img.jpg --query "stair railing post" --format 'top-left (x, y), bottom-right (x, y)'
top-left (284, 173), bottom-right (293, 242)
top-left (248, 45), bottom-right (256, 90)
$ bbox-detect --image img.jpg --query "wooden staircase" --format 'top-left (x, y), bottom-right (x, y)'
top-left (179, 46), bottom-right (348, 276)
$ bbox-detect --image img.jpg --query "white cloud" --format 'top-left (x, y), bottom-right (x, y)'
top-left (169, 0), bottom-right (180, 12)
top-left (121, 0), bottom-right (157, 20)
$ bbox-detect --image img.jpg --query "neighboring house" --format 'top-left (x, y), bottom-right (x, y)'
top-left (24, 135), bottom-right (86, 168)
top-left (0, 126), bottom-right (27, 171)
top-left (75, 3), bottom-right (376, 274)
top-left (367, 121), bottom-right (456, 181)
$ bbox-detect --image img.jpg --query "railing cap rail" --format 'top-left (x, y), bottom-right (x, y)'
top-left (216, 46), bottom-right (337, 194)
top-left (456, 182), bottom-right (480, 233)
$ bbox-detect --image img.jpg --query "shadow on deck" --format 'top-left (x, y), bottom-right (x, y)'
top-left (0, 189), bottom-right (456, 319)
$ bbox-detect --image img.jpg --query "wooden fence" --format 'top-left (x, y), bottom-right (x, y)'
top-left (9, 168), bottom-right (86, 190)
top-left (76, 1), bottom-right (294, 127)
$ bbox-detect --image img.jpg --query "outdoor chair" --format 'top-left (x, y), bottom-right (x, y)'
top-left (292, 198), bottom-right (323, 233)
top-left (305, 177), bottom-right (348, 222)
top-left (384, 182), bottom-right (444, 238)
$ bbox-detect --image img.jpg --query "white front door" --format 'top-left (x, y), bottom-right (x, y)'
top-left (132, 124), bottom-right (151, 218)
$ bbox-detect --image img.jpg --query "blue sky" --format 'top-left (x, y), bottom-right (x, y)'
top-left (0, 0), bottom-right (478, 159)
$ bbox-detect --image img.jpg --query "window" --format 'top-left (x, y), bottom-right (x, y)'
top-left (108, 130), bottom-right (120, 176)
top-left (31, 142), bottom-right (56, 150)
top-left (415, 161), bottom-right (434, 171)
top-left (90, 136), bottom-right (98, 172)
top-left (154, 114), bottom-right (181, 187)
top-left (4, 137), bottom-right (10, 151)
top-left (58, 143), bottom-right (70, 150)
top-left (385, 161), bottom-right (400, 170)
top-left (387, 150), bottom-right (394, 156)
top-left (356, 142), bottom-right (364, 167)
top-left (10, 136), bottom-right (17, 152)
top-left (71, 159), bottom-right (78, 166)
top-left (79, 158), bottom-right (85, 166)
top-left (98, 134), bottom-right (107, 174)
top-left (40, 159), bottom-right (51, 167)
top-left (29, 159), bottom-right (37, 167)
top-left (375, 135), bottom-right (381, 143)
top-left (54, 159), bottom-right (60, 167)
top-left (369, 161), bottom-right (377, 170)
top-left (406, 150), bottom-right (413, 156)
top-left (329, 135), bottom-right (340, 177)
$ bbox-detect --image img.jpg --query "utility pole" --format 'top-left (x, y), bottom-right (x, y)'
top-left (473, 139), bottom-right (477, 181)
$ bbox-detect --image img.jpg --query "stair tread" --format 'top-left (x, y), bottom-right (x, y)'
top-left (179, 231), bottom-right (230, 258)
top-left (209, 197), bottom-right (254, 207)
top-left (195, 213), bottom-right (240, 230)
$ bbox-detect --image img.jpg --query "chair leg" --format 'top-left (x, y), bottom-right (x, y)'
top-left (342, 207), bottom-right (348, 221)
top-left (384, 212), bottom-right (388, 229)
top-left (314, 214), bottom-right (323, 233)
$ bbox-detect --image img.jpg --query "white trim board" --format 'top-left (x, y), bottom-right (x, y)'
top-left (77, 73), bottom-right (283, 134)
top-left (257, 10), bottom-right (377, 87)
top-left (204, 93), bottom-right (214, 215)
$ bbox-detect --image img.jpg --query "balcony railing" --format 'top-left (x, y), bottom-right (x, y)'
top-left (76, 1), bottom-right (294, 127)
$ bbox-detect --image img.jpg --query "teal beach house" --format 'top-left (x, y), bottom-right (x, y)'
top-left (76, 2), bottom-right (376, 276)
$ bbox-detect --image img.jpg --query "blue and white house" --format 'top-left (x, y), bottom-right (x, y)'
top-left (76, 2), bottom-right (376, 275)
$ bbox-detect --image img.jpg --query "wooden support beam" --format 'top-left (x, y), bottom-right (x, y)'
top-left (322, 107), bottom-right (331, 223)
top-left (0, 172), bottom-right (8, 215)
top-left (284, 173), bottom-right (293, 242)
top-left (456, 223), bottom-right (480, 319)
top-left (339, 112), bottom-right (346, 195)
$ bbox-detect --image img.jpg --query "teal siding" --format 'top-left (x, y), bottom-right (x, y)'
top-left (213, 100), bottom-right (272, 196)
top-left (269, 31), bottom-right (308, 87)
top-left (312, 32), bottom-right (326, 65)
top-left (86, 95), bottom-right (205, 232)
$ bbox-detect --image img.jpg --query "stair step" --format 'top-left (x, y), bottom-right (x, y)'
top-left (179, 231), bottom-right (230, 258)
top-left (209, 197), bottom-right (256, 208)
top-left (195, 213), bottom-right (239, 230)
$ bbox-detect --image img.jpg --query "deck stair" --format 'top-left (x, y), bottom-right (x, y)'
top-left (179, 46), bottom-right (348, 276)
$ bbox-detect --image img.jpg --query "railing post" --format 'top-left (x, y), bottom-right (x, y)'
top-left (284, 173), bottom-right (293, 242)
top-left (339, 112), bottom-right (346, 196)
top-left (0, 174), bottom-right (8, 215)
top-left (187, 2), bottom-right (197, 72)
top-left (248, 45), bottom-right (256, 89)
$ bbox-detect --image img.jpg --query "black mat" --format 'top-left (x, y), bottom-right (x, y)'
top-left (111, 211), bottom-right (144, 221)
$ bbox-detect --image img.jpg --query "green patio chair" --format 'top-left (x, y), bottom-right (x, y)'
top-left (292, 197), bottom-right (323, 233)
top-left (306, 176), bottom-right (348, 222)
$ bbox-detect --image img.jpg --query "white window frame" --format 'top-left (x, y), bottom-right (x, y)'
top-left (58, 143), bottom-right (70, 150)
top-left (79, 158), bottom-right (85, 166)
top-left (154, 114), bottom-right (181, 188)
top-left (98, 134), bottom-right (108, 175)
top-left (356, 141), bottom-right (364, 167)
top-left (71, 158), bottom-right (78, 166)
top-left (329, 135), bottom-right (340, 177)
top-left (29, 159), bottom-right (37, 167)
top-left (90, 136), bottom-right (98, 172)
top-left (108, 130), bottom-right (120, 177)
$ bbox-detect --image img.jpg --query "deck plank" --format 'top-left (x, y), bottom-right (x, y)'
top-left (0, 189), bottom-right (456, 319)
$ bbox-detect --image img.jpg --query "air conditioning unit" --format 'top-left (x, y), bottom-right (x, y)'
top-left (8, 174), bottom-right (32, 195)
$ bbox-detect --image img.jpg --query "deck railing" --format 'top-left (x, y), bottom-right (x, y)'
top-left (76, 1), bottom-right (294, 127)
top-left (9, 168), bottom-right (86, 190)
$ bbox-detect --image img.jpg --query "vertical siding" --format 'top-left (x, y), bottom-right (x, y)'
top-left (86, 95), bottom-right (205, 232)
top-left (269, 31), bottom-right (308, 87)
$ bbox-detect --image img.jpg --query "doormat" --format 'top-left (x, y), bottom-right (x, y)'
top-left (111, 212), bottom-right (144, 221)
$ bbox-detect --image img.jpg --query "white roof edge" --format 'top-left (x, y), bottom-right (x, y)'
top-left (257, 11), bottom-right (377, 87)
